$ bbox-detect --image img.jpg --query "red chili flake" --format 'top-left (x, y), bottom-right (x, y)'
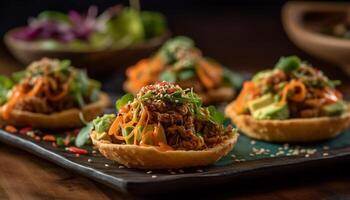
top-left (19, 127), bottom-right (32, 135)
top-left (42, 134), bottom-right (56, 142)
top-left (66, 146), bottom-right (88, 155)
top-left (5, 125), bottom-right (17, 133)
top-left (34, 136), bottom-right (41, 141)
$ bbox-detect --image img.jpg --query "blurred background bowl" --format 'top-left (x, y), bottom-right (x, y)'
top-left (4, 27), bottom-right (170, 77)
top-left (282, 1), bottom-right (350, 74)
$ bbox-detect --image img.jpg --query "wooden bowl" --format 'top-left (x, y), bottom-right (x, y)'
top-left (4, 27), bottom-right (170, 76)
top-left (282, 2), bottom-right (350, 74)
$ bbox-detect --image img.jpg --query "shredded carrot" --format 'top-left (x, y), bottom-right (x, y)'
top-left (1, 87), bottom-right (24, 120)
top-left (280, 80), bottom-right (306, 104)
top-left (233, 81), bottom-right (257, 114)
top-left (42, 134), bottom-right (56, 142)
top-left (2, 78), bottom-right (45, 119)
top-left (108, 117), bottom-right (121, 136)
top-left (126, 56), bottom-right (164, 93)
top-left (5, 125), bottom-right (17, 133)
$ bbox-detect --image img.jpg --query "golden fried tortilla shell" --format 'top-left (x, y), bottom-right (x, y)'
top-left (225, 101), bottom-right (350, 143)
top-left (91, 131), bottom-right (238, 169)
top-left (0, 92), bottom-right (110, 129)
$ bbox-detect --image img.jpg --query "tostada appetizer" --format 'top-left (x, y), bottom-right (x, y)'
top-left (91, 81), bottom-right (238, 169)
top-left (0, 58), bottom-right (110, 129)
top-left (124, 36), bottom-right (242, 105)
top-left (225, 56), bottom-right (350, 142)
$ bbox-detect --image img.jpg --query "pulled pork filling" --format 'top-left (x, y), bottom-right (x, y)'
top-left (94, 81), bottom-right (234, 151)
top-left (0, 58), bottom-right (101, 119)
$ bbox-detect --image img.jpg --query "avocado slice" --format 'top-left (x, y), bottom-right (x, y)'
top-left (321, 101), bottom-right (347, 116)
top-left (96, 131), bottom-right (110, 141)
top-left (248, 94), bottom-right (275, 113)
top-left (122, 127), bottom-right (134, 144)
top-left (252, 103), bottom-right (290, 120)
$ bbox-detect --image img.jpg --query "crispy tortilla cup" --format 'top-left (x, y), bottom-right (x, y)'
top-left (225, 101), bottom-right (350, 143)
top-left (91, 131), bottom-right (238, 169)
top-left (0, 92), bottom-right (110, 129)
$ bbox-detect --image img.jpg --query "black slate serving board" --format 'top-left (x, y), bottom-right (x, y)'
top-left (1, 126), bottom-right (350, 196)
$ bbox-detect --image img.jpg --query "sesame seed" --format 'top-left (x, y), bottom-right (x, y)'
top-left (178, 169), bottom-right (184, 173)
top-left (105, 164), bottom-right (109, 167)
top-left (151, 175), bottom-right (157, 178)
top-left (323, 152), bottom-right (329, 157)
top-left (118, 165), bottom-right (125, 169)
top-left (250, 140), bottom-right (256, 145)
top-left (170, 171), bottom-right (176, 175)
top-left (87, 158), bottom-right (92, 163)
top-left (305, 154), bottom-right (310, 158)
top-left (196, 169), bottom-right (203, 173)
top-left (323, 146), bottom-right (329, 150)
top-left (146, 171), bottom-right (152, 174)
top-left (230, 154), bottom-right (236, 158)
top-left (92, 150), bottom-right (97, 154)
top-left (249, 153), bottom-right (255, 156)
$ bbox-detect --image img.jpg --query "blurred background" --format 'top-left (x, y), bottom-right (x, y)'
top-left (0, 0), bottom-right (348, 93)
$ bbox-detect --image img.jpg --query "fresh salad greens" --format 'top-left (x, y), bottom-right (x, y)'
top-left (12, 3), bottom-right (167, 50)
top-left (0, 76), bottom-right (14, 105)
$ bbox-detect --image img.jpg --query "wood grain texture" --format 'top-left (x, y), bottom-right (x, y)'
top-left (0, 144), bottom-right (111, 200)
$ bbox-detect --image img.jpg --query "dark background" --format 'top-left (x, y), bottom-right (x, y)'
top-left (0, 0), bottom-right (349, 92)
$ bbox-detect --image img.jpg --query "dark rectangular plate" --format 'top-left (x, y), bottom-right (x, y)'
top-left (1, 126), bottom-right (350, 196)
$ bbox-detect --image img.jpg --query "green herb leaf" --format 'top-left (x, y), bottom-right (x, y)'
top-left (160, 70), bottom-right (176, 82)
top-left (116, 93), bottom-right (134, 111)
top-left (178, 69), bottom-right (195, 80)
top-left (59, 59), bottom-right (71, 73)
top-left (222, 68), bottom-right (244, 88)
top-left (275, 56), bottom-right (301, 72)
top-left (75, 122), bottom-right (93, 147)
top-left (141, 11), bottom-right (167, 39)
top-left (12, 71), bottom-right (26, 83)
top-left (0, 75), bottom-right (13, 105)
top-left (208, 105), bottom-right (225, 124)
top-left (38, 11), bottom-right (69, 22)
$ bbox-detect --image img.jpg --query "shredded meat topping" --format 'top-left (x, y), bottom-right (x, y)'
top-left (144, 100), bottom-right (231, 150)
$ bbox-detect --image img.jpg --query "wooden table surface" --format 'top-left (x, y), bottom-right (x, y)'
top-left (1, 8), bottom-right (350, 199)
